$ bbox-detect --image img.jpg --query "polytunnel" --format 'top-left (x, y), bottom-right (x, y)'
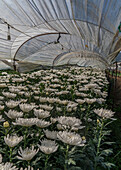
top-left (0, 0), bottom-right (121, 72)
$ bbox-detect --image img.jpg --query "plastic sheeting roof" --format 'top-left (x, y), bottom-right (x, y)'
top-left (0, 0), bottom-right (121, 71)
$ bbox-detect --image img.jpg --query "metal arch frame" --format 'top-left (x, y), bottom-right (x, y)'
top-left (13, 32), bottom-right (70, 70)
top-left (52, 50), bottom-right (109, 67)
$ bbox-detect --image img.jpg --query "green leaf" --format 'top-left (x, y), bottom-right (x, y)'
top-left (100, 149), bottom-right (113, 156)
top-left (101, 142), bottom-right (115, 146)
top-left (101, 162), bottom-right (115, 169)
top-left (68, 158), bottom-right (76, 165)
top-left (70, 166), bottom-right (82, 170)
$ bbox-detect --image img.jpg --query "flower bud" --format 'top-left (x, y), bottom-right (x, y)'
top-left (97, 119), bottom-right (100, 123)
top-left (3, 121), bottom-right (9, 128)
top-left (82, 136), bottom-right (86, 140)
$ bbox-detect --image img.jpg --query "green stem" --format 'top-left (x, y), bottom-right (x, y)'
top-left (9, 147), bottom-right (13, 163)
top-left (94, 119), bottom-right (104, 170)
top-left (85, 105), bottom-right (91, 136)
top-left (64, 144), bottom-right (69, 170)
top-left (64, 107), bottom-right (66, 116)
top-left (44, 154), bottom-right (49, 170)
top-left (24, 127), bottom-right (28, 148)
top-left (28, 160), bottom-right (30, 167)
top-left (5, 128), bottom-right (9, 136)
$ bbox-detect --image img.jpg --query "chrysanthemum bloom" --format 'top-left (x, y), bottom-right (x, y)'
top-left (34, 96), bottom-right (39, 100)
top-left (34, 109), bottom-right (50, 119)
top-left (4, 134), bottom-right (23, 147)
top-left (0, 83), bottom-right (7, 88)
top-left (17, 146), bottom-right (39, 161)
top-left (39, 104), bottom-right (53, 111)
top-left (13, 118), bottom-right (38, 127)
top-left (50, 117), bottom-right (57, 124)
top-left (94, 108), bottom-right (115, 119)
top-left (2, 92), bottom-right (16, 99)
top-left (39, 97), bottom-right (47, 103)
top-left (19, 104), bottom-right (35, 112)
top-left (101, 91), bottom-right (108, 98)
top-left (9, 87), bottom-right (20, 93)
top-left (0, 115), bottom-right (5, 122)
top-left (0, 162), bottom-right (18, 170)
top-left (85, 98), bottom-right (97, 104)
top-left (0, 96), bottom-right (4, 100)
top-left (5, 100), bottom-right (19, 109)
top-left (57, 116), bottom-right (83, 129)
top-left (57, 123), bottom-right (67, 130)
top-left (20, 166), bottom-right (34, 170)
top-left (44, 129), bottom-right (58, 140)
top-left (76, 99), bottom-right (85, 104)
top-left (12, 78), bottom-right (25, 83)
top-left (0, 105), bottom-right (5, 110)
top-left (38, 139), bottom-right (58, 154)
top-left (0, 154), bottom-right (2, 163)
top-left (20, 99), bottom-right (28, 103)
top-left (18, 91), bottom-right (25, 96)
top-left (5, 110), bottom-right (23, 119)
top-left (57, 131), bottom-right (86, 146)
top-left (36, 120), bottom-right (51, 128)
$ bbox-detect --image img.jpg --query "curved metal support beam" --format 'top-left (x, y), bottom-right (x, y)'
top-left (53, 50), bottom-right (109, 67)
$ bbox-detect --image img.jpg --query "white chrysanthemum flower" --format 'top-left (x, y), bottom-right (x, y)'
top-left (0, 162), bottom-right (18, 170)
top-left (17, 146), bottom-right (39, 161)
top-left (76, 99), bottom-right (85, 104)
top-left (58, 116), bottom-right (82, 128)
top-left (44, 129), bottom-right (58, 140)
top-left (94, 108), bottom-right (115, 119)
top-left (5, 100), bottom-right (19, 109)
top-left (12, 78), bottom-right (26, 83)
top-left (20, 166), bottom-right (34, 170)
top-left (19, 104), bottom-right (35, 112)
top-left (36, 120), bottom-right (51, 128)
top-left (4, 110), bottom-right (23, 119)
top-left (39, 104), bottom-right (53, 111)
top-left (0, 83), bottom-right (7, 88)
top-left (9, 87), bottom-right (20, 93)
top-left (84, 83), bottom-right (99, 89)
top-left (4, 134), bottom-right (23, 148)
top-left (0, 105), bottom-right (4, 111)
top-left (56, 107), bottom-right (62, 112)
top-left (0, 96), bottom-right (4, 100)
top-left (38, 139), bottom-right (58, 154)
top-left (2, 92), bottom-right (16, 98)
top-left (34, 96), bottom-right (39, 100)
top-left (57, 123), bottom-right (67, 130)
top-left (0, 115), bottom-right (5, 122)
top-left (20, 99), bottom-right (28, 103)
top-left (39, 97), bottom-right (47, 103)
top-left (18, 91), bottom-right (25, 96)
top-left (34, 109), bottom-right (50, 119)
top-left (85, 98), bottom-right (97, 104)
top-left (13, 118), bottom-right (38, 127)
top-left (57, 131), bottom-right (86, 146)
top-left (96, 98), bottom-right (106, 104)
top-left (50, 117), bottom-right (57, 123)
top-left (101, 92), bottom-right (108, 98)
top-left (0, 154), bottom-right (2, 163)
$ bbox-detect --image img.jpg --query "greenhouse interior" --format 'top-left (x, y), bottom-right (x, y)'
top-left (0, 0), bottom-right (121, 170)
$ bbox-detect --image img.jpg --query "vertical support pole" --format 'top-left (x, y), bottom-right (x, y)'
top-left (115, 61), bottom-right (118, 89)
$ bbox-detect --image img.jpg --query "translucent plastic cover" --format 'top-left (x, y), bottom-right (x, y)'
top-left (0, 0), bottom-right (121, 71)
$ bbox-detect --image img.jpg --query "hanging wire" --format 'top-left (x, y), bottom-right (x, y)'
top-left (7, 24), bottom-right (11, 40)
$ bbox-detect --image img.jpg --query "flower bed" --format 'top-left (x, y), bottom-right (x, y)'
top-left (0, 67), bottom-right (116, 169)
